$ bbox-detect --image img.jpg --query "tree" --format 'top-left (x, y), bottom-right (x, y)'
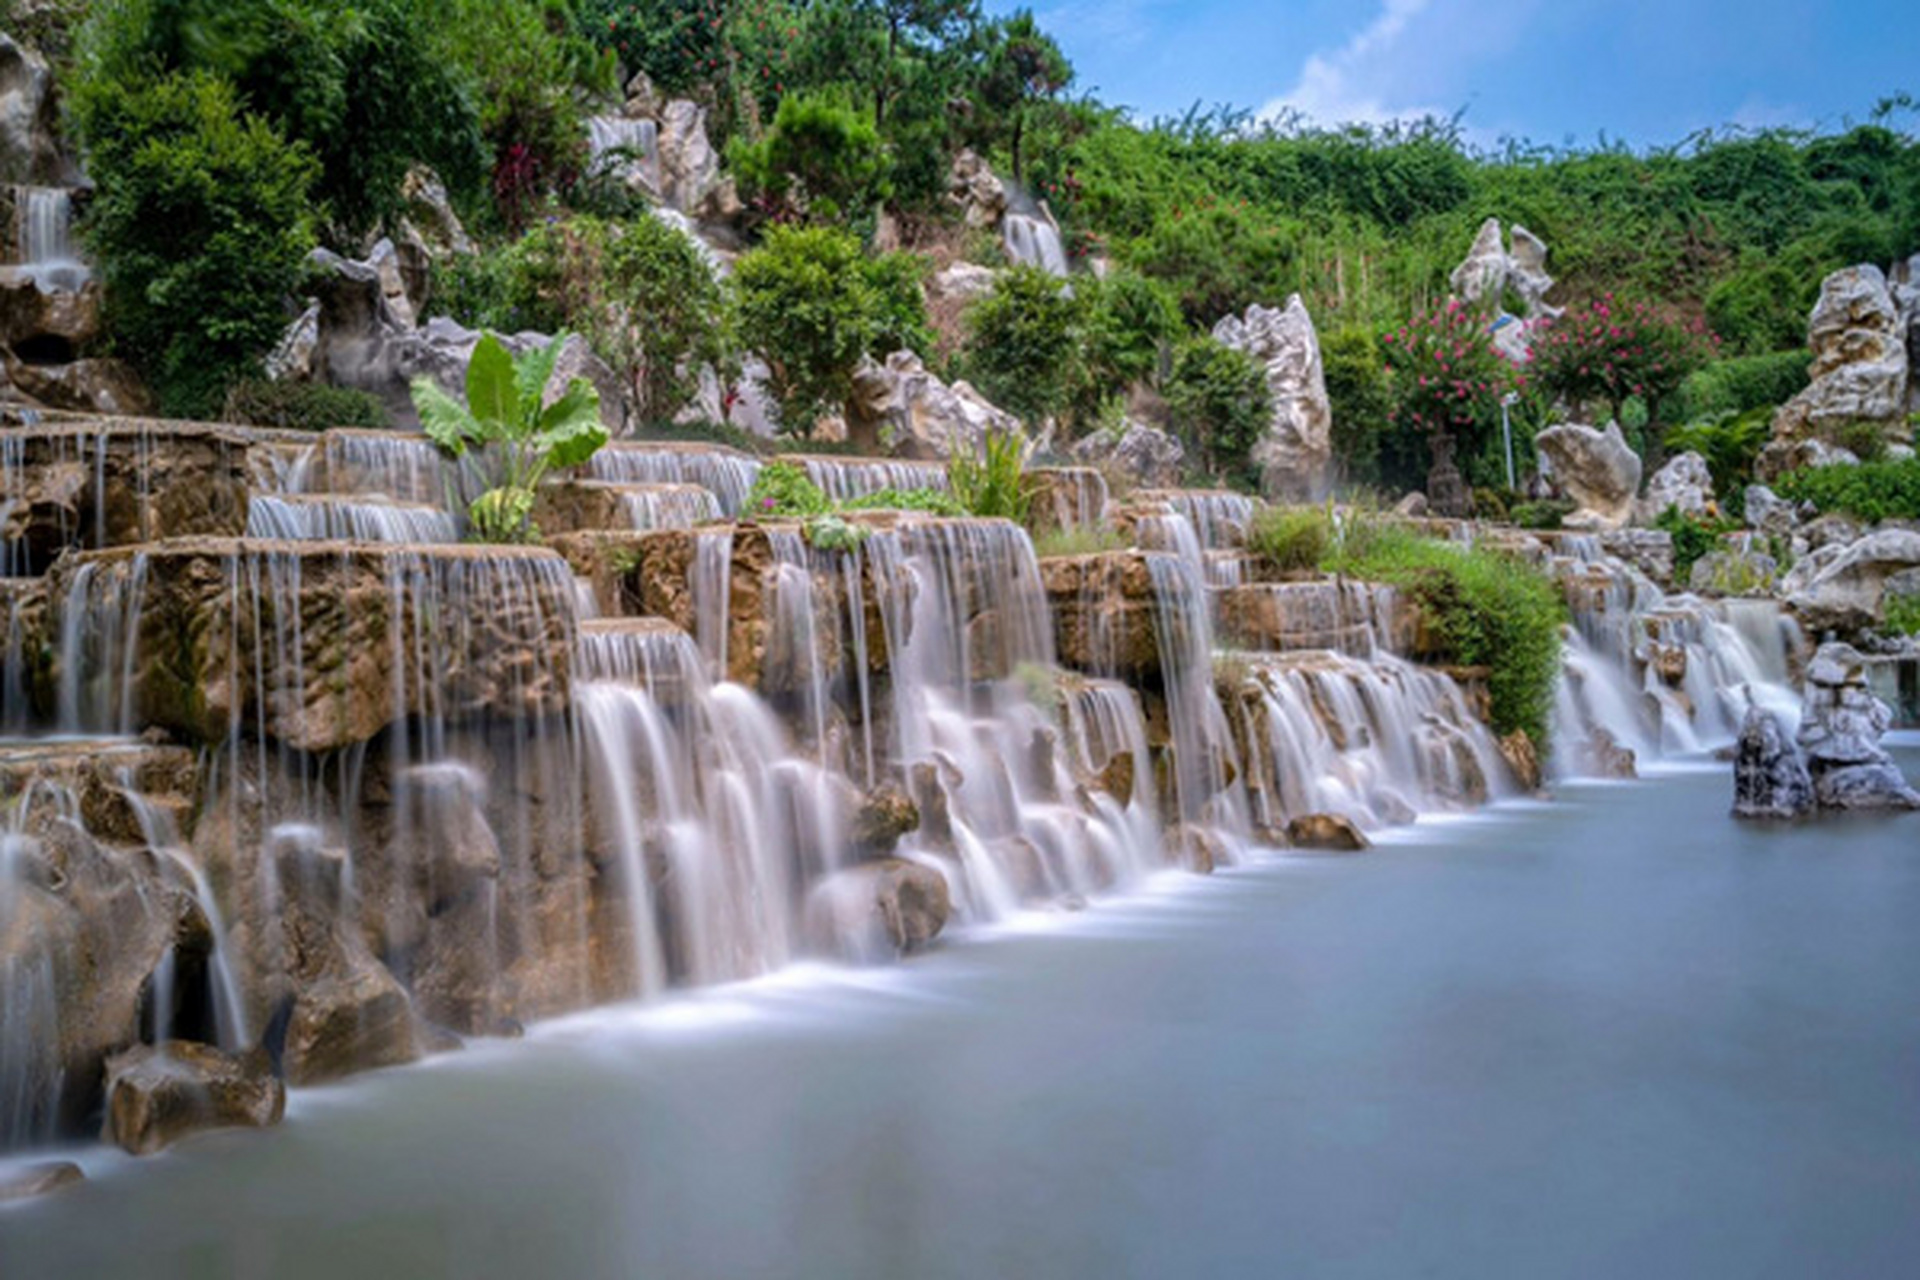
top-left (1381, 302), bottom-right (1517, 483)
top-left (1164, 337), bottom-right (1271, 489)
top-left (70, 69), bottom-right (319, 418)
top-left (1527, 295), bottom-right (1717, 422)
top-left (970, 10), bottom-right (1070, 182)
top-left (1320, 327), bottom-right (1395, 490)
top-left (1074, 269), bottom-right (1182, 420)
top-left (598, 216), bottom-right (728, 424)
top-left (730, 225), bottom-right (923, 441)
top-left (964, 265), bottom-right (1083, 427)
top-left (412, 333), bottom-right (607, 543)
top-left (728, 91), bottom-right (893, 225)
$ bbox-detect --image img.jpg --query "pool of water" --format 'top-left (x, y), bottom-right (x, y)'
top-left (5, 745), bottom-right (1919, 1279)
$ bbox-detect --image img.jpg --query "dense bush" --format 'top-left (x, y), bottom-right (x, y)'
top-left (1324, 519), bottom-right (1565, 747)
top-left (222, 378), bottom-right (389, 431)
top-left (597, 215), bottom-right (727, 423)
top-left (1247, 506), bottom-right (1330, 573)
top-left (1525, 296), bottom-right (1717, 420)
top-left (1774, 456), bottom-right (1920, 523)
top-left (1661, 408), bottom-right (1773, 510)
top-left (72, 70), bottom-right (319, 418)
top-left (729, 91), bottom-right (892, 225)
top-left (964, 266), bottom-right (1084, 427)
top-left (1669, 350), bottom-right (1810, 422)
top-left (1074, 269), bottom-right (1183, 410)
top-left (1652, 506), bottom-right (1738, 582)
top-left (1382, 302), bottom-right (1516, 467)
top-left (1886, 592), bottom-right (1920, 637)
top-left (1321, 326), bottom-right (1394, 490)
top-left (1163, 336), bottom-right (1271, 489)
top-left (1704, 257), bottom-right (1814, 356)
top-left (745, 459), bottom-right (832, 517)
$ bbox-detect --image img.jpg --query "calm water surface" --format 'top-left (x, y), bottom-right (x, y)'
top-left (4, 745), bottom-right (1919, 1279)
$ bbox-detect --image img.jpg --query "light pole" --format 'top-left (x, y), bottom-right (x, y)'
top-left (1501, 391), bottom-right (1521, 493)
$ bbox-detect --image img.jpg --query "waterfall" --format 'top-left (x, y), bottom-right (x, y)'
top-left (1003, 211), bottom-right (1070, 278)
top-left (799, 456), bottom-right (951, 503)
top-left (246, 495), bottom-right (460, 543)
top-left (620, 484), bottom-right (721, 532)
top-left (592, 445), bottom-right (763, 516)
top-left (587, 116), bottom-right (662, 195)
top-left (13, 186), bottom-right (89, 292)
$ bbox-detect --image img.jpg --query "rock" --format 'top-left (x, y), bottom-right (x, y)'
top-left (1169, 823), bottom-right (1226, 874)
top-left (1814, 763), bottom-right (1920, 811)
top-left (948, 149), bottom-right (1008, 229)
top-left (1794, 641), bottom-right (1920, 811)
top-left (1212, 297), bottom-right (1333, 501)
top-left (806, 858), bottom-right (951, 959)
top-left (1217, 581), bottom-right (1415, 657)
top-left (1499, 729), bottom-right (1543, 792)
top-left (1, 353), bottom-right (154, 416)
top-left (1731, 707), bottom-right (1814, 819)
top-left (265, 301), bottom-right (320, 382)
top-left (0, 33), bottom-right (74, 184)
top-left (623, 70), bottom-right (663, 121)
top-left (1598, 529), bottom-right (1676, 586)
top-left (400, 165), bottom-right (475, 258)
top-left (931, 262), bottom-right (998, 302)
top-left (1754, 436), bottom-right (1860, 485)
top-left (0, 266), bottom-right (100, 353)
top-left (1770, 265), bottom-right (1909, 452)
top-left (1070, 422), bottom-right (1185, 490)
top-left (1782, 529), bottom-right (1920, 634)
top-left (102, 1043), bottom-right (286, 1156)
top-left (1580, 726), bottom-right (1639, 779)
top-left (1536, 423), bottom-right (1643, 531)
top-left (1690, 548), bottom-right (1778, 596)
top-left (1744, 484), bottom-right (1799, 538)
top-left (366, 237), bottom-right (417, 331)
top-left (0, 1161), bottom-right (85, 1203)
top-left (1392, 491), bottom-right (1429, 518)
top-left (1023, 467), bottom-right (1111, 536)
top-left (1041, 552), bottom-right (1162, 676)
top-left (850, 787), bottom-right (919, 858)
top-left (657, 98), bottom-right (736, 219)
top-left (1091, 750), bottom-right (1136, 806)
top-left (1287, 812), bottom-right (1370, 852)
top-left (1447, 219), bottom-right (1558, 357)
top-left (847, 349), bottom-right (1021, 459)
top-left (1638, 450), bottom-right (1715, 523)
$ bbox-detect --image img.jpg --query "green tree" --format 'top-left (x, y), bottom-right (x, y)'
top-left (598, 215), bottom-right (728, 424)
top-left (70, 69), bottom-right (319, 418)
top-left (964, 265), bottom-right (1083, 426)
top-left (729, 91), bottom-right (893, 225)
top-left (1320, 327), bottom-right (1394, 490)
top-left (1164, 336), bottom-right (1271, 488)
top-left (969, 10), bottom-right (1070, 182)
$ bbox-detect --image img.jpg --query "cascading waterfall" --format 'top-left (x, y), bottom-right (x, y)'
top-left (1003, 211), bottom-right (1070, 278)
top-left (593, 445), bottom-right (762, 516)
top-left (619, 484), bottom-right (722, 532)
top-left (586, 116), bottom-right (662, 194)
top-left (799, 456), bottom-right (950, 503)
top-left (14, 186), bottom-right (89, 292)
top-left (245, 495), bottom-right (460, 543)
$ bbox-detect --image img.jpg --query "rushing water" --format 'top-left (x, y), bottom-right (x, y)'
top-left (4, 743), bottom-right (1917, 1278)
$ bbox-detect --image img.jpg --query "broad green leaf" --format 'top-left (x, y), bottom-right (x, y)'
top-left (465, 334), bottom-right (517, 435)
top-left (513, 334), bottom-right (565, 427)
top-left (534, 379), bottom-right (608, 470)
top-left (467, 486), bottom-right (538, 543)
top-left (411, 378), bottom-right (481, 457)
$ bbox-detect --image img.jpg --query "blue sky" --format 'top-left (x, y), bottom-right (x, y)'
top-left (991, 0), bottom-right (1913, 147)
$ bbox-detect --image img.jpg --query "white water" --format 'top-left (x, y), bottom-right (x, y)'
top-left (13, 186), bottom-right (89, 292)
top-left (1003, 211), bottom-right (1070, 278)
top-left (586, 116), bottom-right (662, 195)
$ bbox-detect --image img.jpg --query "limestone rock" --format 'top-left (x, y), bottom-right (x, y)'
top-left (848, 349), bottom-right (1020, 459)
top-left (948, 149), bottom-right (1008, 229)
top-left (2, 353), bottom-right (153, 416)
top-left (1638, 450), bottom-right (1715, 523)
top-left (658, 99), bottom-right (736, 219)
top-left (400, 165), bottom-right (475, 258)
top-left (1731, 707), bottom-right (1813, 819)
top-left (1070, 422), bottom-right (1185, 490)
top-left (1022, 467), bottom-right (1111, 536)
top-left (1781, 529), bottom-right (1920, 634)
top-left (1770, 265), bottom-right (1909, 451)
top-left (1041, 552), bottom-right (1162, 676)
top-left (0, 33), bottom-right (73, 185)
top-left (1287, 812), bottom-right (1370, 852)
top-left (1598, 529), bottom-right (1676, 586)
top-left (1579, 727), bottom-right (1639, 780)
top-left (1212, 297), bottom-right (1333, 501)
top-left (1795, 641), bottom-right (1920, 811)
top-left (806, 858), bottom-right (952, 959)
top-left (1744, 484), bottom-right (1801, 538)
top-left (850, 787), bottom-right (920, 858)
top-left (0, 266), bottom-right (100, 352)
top-left (1536, 423), bottom-right (1643, 531)
top-left (1499, 729), bottom-right (1543, 793)
top-left (1754, 436), bottom-right (1860, 485)
top-left (103, 1043), bottom-right (286, 1156)
top-left (1689, 548), bottom-right (1778, 596)
top-left (931, 261), bottom-right (998, 302)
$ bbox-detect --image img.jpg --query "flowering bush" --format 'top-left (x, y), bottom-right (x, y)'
top-left (1382, 301), bottom-right (1519, 459)
top-left (1526, 296), bottom-right (1718, 419)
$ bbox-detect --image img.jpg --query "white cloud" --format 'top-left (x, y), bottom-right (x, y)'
top-left (1259, 0), bottom-right (1450, 128)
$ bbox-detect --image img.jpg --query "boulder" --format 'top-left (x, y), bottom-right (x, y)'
top-left (1070, 422), bottom-right (1185, 490)
top-left (1690, 548), bottom-right (1778, 596)
top-left (1287, 812), bottom-right (1370, 852)
top-left (1579, 726), bottom-right (1639, 780)
top-left (1795, 641), bottom-right (1920, 811)
top-left (850, 787), bottom-right (920, 858)
top-left (0, 1161), bottom-right (84, 1203)
top-left (1781, 529), bottom-right (1920, 634)
top-left (848, 349), bottom-right (1021, 459)
top-left (657, 98), bottom-right (736, 219)
top-left (0, 266), bottom-right (100, 353)
top-left (1212, 297), bottom-right (1333, 501)
top-left (1499, 729), bottom-right (1543, 793)
top-left (102, 1043), bottom-right (286, 1156)
top-left (805, 858), bottom-right (951, 959)
top-left (1770, 265), bottom-right (1909, 452)
top-left (400, 165), bottom-right (475, 259)
top-left (1536, 423), bottom-right (1643, 531)
top-left (1731, 707), bottom-right (1814, 819)
top-left (1754, 436), bottom-right (1860, 486)
top-left (1598, 529), bottom-right (1676, 586)
top-left (1, 353), bottom-right (153, 416)
top-left (1744, 484), bottom-right (1801, 538)
top-left (1638, 450), bottom-right (1715, 523)
top-left (0, 33), bottom-right (73, 185)
top-left (948, 149), bottom-right (1008, 229)
top-left (931, 261), bottom-right (998, 302)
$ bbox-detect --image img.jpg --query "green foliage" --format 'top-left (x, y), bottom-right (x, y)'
top-left (70, 70), bottom-right (319, 418)
top-left (222, 379), bottom-right (390, 432)
top-left (1775, 456), bottom-right (1920, 524)
top-left (1247, 506), bottom-right (1331, 573)
top-left (948, 426), bottom-right (1031, 520)
top-left (1885, 592), bottom-right (1920, 638)
top-left (597, 215), bottom-right (727, 423)
top-left (1705, 257), bottom-right (1814, 355)
top-left (1324, 518), bottom-right (1565, 746)
top-left (1652, 506), bottom-right (1737, 583)
top-left (730, 225), bottom-right (924, 437)
top-left (1031, 527), bottom-right (1129, 557)
top-left (964, 265), bottom-right (1084, 427)
top-left (1164, 336), bottom-right (1271, 489)
top-left (1835, 418), bottom-right (1892, 463)
top-left (729, 90), bottom-right (893, 225)
top-left (838, 487), bottom-right (966, 515)
top-left (1662, 407), bottom-right (1774, 506)
top-left (745, 459), bottom-right (832, 517)
top-left (1526, 295), bottom-right (1717, 420)
top-left (411, 332), bottom-right (608, 542)
top-left (1076, 269), bottom-right (1182, 398)
top-left (1670, 351), bottom-right (1810, 421)
top-left (1321, 326), bottom-right (1394, 489)
top-left (1510, 499), bottom-right (1575, 530)
top-left (804, 514), bottom-right (872, 553)
top-left (1382, 302), bottom-right (1515, 458)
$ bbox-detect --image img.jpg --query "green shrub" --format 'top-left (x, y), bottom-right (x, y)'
top-left (1704, 259), bottom-right (1814, 356)
top-left (964, 266), bottom-right (1084, 427)
top-left (729, 91), bottom-right (892, 225)
top-left (804, 514), bottom-right (871, 553)
top-left (1031, 527), bottom-right (1129, 558)
top-left (1885, 593), bottom-right (1920, 637)
top-left (1321, 326), bottom-right (1394, 489)
top-left (1670, 350), bottom-right (1810, 421)
top-left (1074, 269), bottom-right (1183, 416)
top-left (745, 460), bottom-right (832, 518)
top-left (1510, 499), bottom-right (1575, 530)
top-left (1661, 407), bottom-right (1773, 509)
top-left (222, 379), bottom-right (389, 431)
top-left (1324, 519), bottom-right (1565, 747)
top-left (1652, 506), bottom-right (1737, 583)
top-left (598, 214), bottom-right (727, 424)
top-left (71, 70), bottom-right (319, 418)
top-left (948, 427), bottom-right (1031, 522)
top-left (1774, 456), bottom-right (1920, 523)
top-left (1247, 506), bottom-right (1331, 573)
top-left (1164, 336), bottom-right (1271, 489)
top-left (1835, 418), bottom-right (1891, 463)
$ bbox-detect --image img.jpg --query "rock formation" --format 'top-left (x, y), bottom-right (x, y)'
top-left (1535, 423), bottom-right (1643, 530)
top-left (1212, 297), bottom-right (1333, 501)
top-left (1071, 421), bottom-right (1186, 489)
top-left (1781, 528), bottom-right (1920, 634)
top-left (1796, 643), bottom-right (1920, 811)
top-left (102, 1043), bottom-right (286, 1156)
top-left (1762, 265), bottom-right (1910, 475)
top-left (0, 33), bottom-right (75, 185)
top-left (1731, 707), bottom-right (1814, 819)
top-left (948, 149), bottom-right (1009, 229)
top-left (1450, 218), bottom-right (1558, 318)
top-left (1638, 451), bottom-right (1715, 523)
top-left (847, 349), bottom-right (1022, 458)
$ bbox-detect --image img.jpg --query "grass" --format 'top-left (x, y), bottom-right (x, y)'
top-left (1246, 506), bottom-right (1332, 573)
top-left (1032, 527), bottom-right (1131, 558)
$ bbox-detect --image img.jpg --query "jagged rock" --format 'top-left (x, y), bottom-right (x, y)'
top-left (658, 99), bottom-right (737, 219)
top-left (1770, 265), bottom-right (1909, 452)
top-left (265, 301), bottom-right (320, 382)
top-left (102, 1043), bottom-right (286, 1156)
top-left (1795, 642), bottom-right (1920, 811)
top-left (1393, 491), bottom-right (1429, 518)
top-left (1744, 484), bottom-right (1801, 538)
top-left (1815, 763), bottom-right (1920, 811)
top-left (1022, 467), bottom-right (1110, 536)
top-left (1070, 422), bottom-right (1185, 490)
top-left (1638, 451), bottom-right (1715, 523)
top-left (1536, 423), bottom-right (1643, 531)
top-left (1212, 297), bottom-right (1333, 501)
top-left (1782, 529), bottom-right (1920, 634)
top-left (1499, 729), bottom-right (1543, 792)
top-left (1755, 436), bottom-right (1860, 485)
top-left (848, 349), bottom-right (1021, 459)
top-left (623, 70), bottom-right (663, 121)
top-left (0, 1161), bottom-right (84, 1203)
top-left (931, 261), bottom-right (998, 301)
top-left (948, 149), bottom-right (1008, 229)
top-left (2, 353), bottom-right (154, 416)
top-left (1169, 823), bottom-right (1226, 874)
top-left (1092, 751), bottom-right (1136, 806)
top-left (1599, 529), bottom-right (1676, 585)
top-left (1690, 548), bottom-right (1778, 596)
top-left (1217, 581), bottom-right (1417, 657)
top-left (400, 165), bottom-right (475, 258)
top-left (1287, 812), bottom-right (1370, 852)
top-left (0, 266), bottom-right (99, 353)
top-left (1732, 707), bottom-right (1814, 819)
top-left (805, 859), bottom-right (951, 959)
top-left (0, 33), bottom-right (74, 184)
top-left (1447, 219), bottom-right (1558, 358)
top-left (851, 787), bottom-right (920, 858)
top-left (1580, 726), bottom-right (1639, 779)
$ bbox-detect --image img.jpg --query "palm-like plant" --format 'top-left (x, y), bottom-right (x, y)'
top-left (410, 333), bottom-right (607, 542)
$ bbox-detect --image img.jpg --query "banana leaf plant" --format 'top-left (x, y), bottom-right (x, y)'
top-left (410, 332), bottom-right (607, 542)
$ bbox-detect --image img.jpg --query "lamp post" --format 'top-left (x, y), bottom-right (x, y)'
top-left (1501, 391), bottom-right (1521, 492)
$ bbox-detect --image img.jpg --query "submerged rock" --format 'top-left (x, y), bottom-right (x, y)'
top-left (1795, 642), bottom-right (1920, 812)
top-left (1731, 708), bottom-right (1814, 819)
top-left (103, 1043), bottom-right (286, 1156)
top-left (0, 1160), bottom-right (85, 1203)
top-left (1287, 813), bottom-right (1370, 852)
top-left (806, 859), bottom-right (951, 960)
